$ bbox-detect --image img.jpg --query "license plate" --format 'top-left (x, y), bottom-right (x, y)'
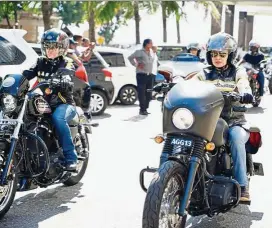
top-left (171, 138), bottom-right (193, 147)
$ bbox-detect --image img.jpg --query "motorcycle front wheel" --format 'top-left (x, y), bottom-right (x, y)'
top-left (0, 158), bottom-right (18, 219)
top-left (142, 160), bottom-right (187, 228)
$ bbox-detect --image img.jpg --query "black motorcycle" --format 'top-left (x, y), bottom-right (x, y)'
top-left (140, 80), bottom-right (264, 228)
top-left (0, 69), bottom-right (95, 218)
top-left (244, 62), bottom-right (266, 107)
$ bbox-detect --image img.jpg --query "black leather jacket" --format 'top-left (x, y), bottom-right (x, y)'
top-left (23, 56), bottom-right (75, 107)
top-left (195, 65), bottom-right (252, 126)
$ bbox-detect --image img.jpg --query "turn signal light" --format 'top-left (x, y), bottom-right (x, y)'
top-left (45, 88), bottom-right (52, 95)
top-left (206, 142), bottom-right (215, 151)
top-left (154, 136), bottom-right (165, 144)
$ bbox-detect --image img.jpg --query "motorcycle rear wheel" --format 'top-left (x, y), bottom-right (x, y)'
top-left (142, 161), bottom-right (187, 228)
top-left (63, 127), bottom-right (90, 186)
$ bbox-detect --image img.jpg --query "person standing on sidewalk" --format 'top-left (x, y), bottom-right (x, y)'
top-left (128, 39), bottom-right (155, 115)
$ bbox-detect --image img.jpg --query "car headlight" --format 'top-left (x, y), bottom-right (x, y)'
top-left (2, 94), bottom-right (17, 113)
top-left (172, 108), bottom-right (194, 130)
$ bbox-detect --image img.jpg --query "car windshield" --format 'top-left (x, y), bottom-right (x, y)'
top-left (157, 46), bottom-right (187, 61)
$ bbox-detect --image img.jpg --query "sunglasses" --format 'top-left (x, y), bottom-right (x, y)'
top-left (43, 42), bottom-right (62, 50)
top-left (210, 51), bottom-right (228, 58)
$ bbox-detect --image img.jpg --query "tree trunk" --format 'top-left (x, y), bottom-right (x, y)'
top-left (162, 3), bottom-right (167, 43)
top-left (41, 1), bottom-right (52, 31)
top-left (134, 1), bottom-right (140, 44)
top-left (176, 16), bottom-right (181, 43)
top-left (14, 6), bottom-right (18, 29)
top-left (88, 8), bottom-right (96, 42)
top-left (5, 15), bottom-right (12, 28)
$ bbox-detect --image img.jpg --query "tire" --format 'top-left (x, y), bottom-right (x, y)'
top-left (119, 86), bottom-right (138, 105)
top-left (143, 160), bottom-right (187, 228)
top-left (91, 90), bottom-right (108, 116)
top-left (0, 161), bottom-right (18, 219)
top-left (63, 127), bottom-right (91, 186)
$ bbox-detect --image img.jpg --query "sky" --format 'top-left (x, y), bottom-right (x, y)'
top-left (64, 2), bottom-right (272, 47)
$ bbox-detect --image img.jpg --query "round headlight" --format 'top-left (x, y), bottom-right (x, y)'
top-left (2, 94), bottom-right (17, 113)
top-left (172, 108), bottom-right (194, 130)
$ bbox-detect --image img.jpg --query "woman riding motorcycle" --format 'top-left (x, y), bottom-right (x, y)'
top-left (239, 40), bottom-right (265, 100)
top-left (22, 28), bottom-right (78, 171)
top-left (190, 32), bottom-right (253, 202)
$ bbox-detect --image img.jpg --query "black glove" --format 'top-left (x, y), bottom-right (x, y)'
top-left (241, 93), bottom-right (253, 104)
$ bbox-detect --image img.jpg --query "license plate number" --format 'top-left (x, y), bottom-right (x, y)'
top-left (171, 138), bottom-right (193, 147)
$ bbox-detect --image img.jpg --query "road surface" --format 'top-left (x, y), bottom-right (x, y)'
top-left (1, 96), bottom-right (271, 228)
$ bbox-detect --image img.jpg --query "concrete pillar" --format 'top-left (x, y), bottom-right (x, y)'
top-left (225, 5), bottom-right (235, 35)
top-left (238, 12), bottom-right (247, 50)
top-left (211, 3), bottom-right (223, 35)
top-left (245, 15), bottom-right (254, 50)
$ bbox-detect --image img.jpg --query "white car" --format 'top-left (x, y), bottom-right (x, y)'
top-left (94, 46), bottom-right (138, 105)
top-left (0, 29), bottom-right (38, 79)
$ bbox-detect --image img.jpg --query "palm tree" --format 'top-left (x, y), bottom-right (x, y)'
top-left (97, 1), bottom-right (158, 44)
top-left (161, 1), bottom-right (220, 43)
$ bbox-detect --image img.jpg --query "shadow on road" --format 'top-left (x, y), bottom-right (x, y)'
top-left (246, 106), bottom-right (265, 114)
top-left (185, 205), bottom-right (264, 228)
top-left (109, 103), bottom-right (138, 109)
top-left (1, 183), bottom-right (84, 228)
top-left (92, 113), bottom-right (112, 120)
top-left (123, 115), bottom-right (148, 122)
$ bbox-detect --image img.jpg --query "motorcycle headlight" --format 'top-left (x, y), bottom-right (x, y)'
top-left (172, 108), bottom-right (194, 130)
top-left (1, 94), bottom-right (17, 113)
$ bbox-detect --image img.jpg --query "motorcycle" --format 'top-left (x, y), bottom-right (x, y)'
top-left (0, 68), bottom-right (96, 218)
top-left (140, 80), bottom-right (264, 228)
top-left (243, 62), bottom-right (264, 107)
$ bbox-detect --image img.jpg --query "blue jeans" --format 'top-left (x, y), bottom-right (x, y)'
top-left (257, 71), bottom-right (265, 96)
top-left (52, 104), bottom-right (77, 163)
top-left (229, 126), bottom-right (249, 187)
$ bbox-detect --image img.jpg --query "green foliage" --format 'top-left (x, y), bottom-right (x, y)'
top-left (57, 1), bottom-right (85, 26)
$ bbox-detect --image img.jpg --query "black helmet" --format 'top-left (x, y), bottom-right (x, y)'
top-left (41, 28), bottom-right (69, 59)
top-left (206, 32), bottom-right (237, 66)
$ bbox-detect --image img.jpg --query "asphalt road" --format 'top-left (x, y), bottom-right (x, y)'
top-left (0, 95), bottom-right (271, 228)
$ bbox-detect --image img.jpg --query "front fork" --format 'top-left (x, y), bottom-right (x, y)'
top-left (1, 96), bottom-right (28, 185)
top-left (178, 156), bottom-right (201, 216)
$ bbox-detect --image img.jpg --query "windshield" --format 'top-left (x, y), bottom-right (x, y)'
top-left (172, 54), bottom-right (200, 62)
top-left (157, 46), bottom-right (187, 61)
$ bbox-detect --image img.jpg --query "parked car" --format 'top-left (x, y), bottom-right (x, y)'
top-left (83, 50), bottom-right (115, 115)
top-left (29, 42), bottom-right (42, 56)
top-left (94, 46), bottom-right (138, 105)
top-left (0, 29), bottom-right (38, 87)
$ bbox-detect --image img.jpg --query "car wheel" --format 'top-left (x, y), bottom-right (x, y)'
top-left (91, 90), bottom-right (108, 116)
top-left (119, 86), bottom-right (138, 105)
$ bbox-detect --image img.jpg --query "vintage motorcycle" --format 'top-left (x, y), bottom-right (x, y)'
top-left (0, 68), bottom-right (95, 218)
top-left (140, 80), bottom-right (264, 228)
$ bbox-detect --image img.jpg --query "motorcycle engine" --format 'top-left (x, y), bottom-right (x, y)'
top-left (207, 177), bottom-right (239, 212)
